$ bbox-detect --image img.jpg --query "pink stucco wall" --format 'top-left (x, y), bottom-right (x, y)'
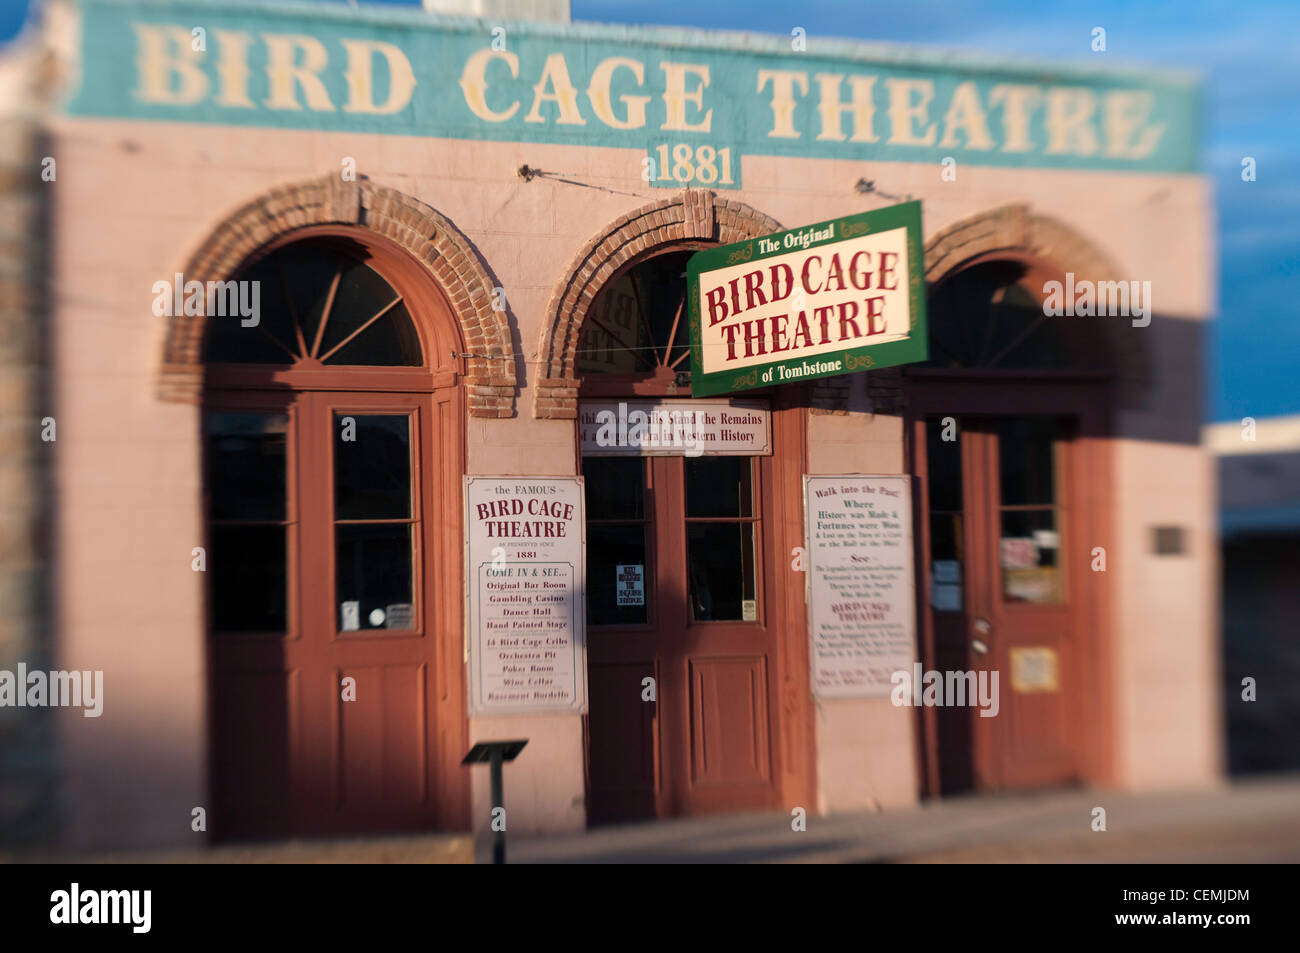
top-left (47, 115), bottom-right (1215, 846)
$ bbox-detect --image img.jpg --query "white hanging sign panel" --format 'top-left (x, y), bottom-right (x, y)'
top-left (464, 477), bottom-right (587, 715)
top-left (804, 474), bottom-right (917, 698)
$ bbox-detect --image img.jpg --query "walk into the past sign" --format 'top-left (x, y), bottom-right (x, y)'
top-left (687, 201), bottom-right (928, 397)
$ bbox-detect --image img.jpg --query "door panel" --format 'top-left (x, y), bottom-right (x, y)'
top-left (586, 660), bottom-right (658, 817)
top-left (334, 663), bottom-right (429, 810)
top-left (689, 656), bottom-right (771, 786)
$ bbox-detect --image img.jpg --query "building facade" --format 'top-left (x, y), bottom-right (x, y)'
top-left (1, 0), bottom-right (1219, 848)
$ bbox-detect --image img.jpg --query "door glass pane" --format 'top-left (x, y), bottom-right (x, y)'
top-left (210, 525), bottom-right (286, 632)
top-left (925, 417), bottom-right (963, 512)
top-left (584, 457), bottom-right (649, 626)
top-left (334, 414), bottom-right (412, 520)
top-left (583, 457), bottom-right (645, 520)
top-left (336, 524), bottom-right (414, 631)
top-left (927, 513), bottom-right (964, 612)
top-left (997, 417), bottom-right (1066, 605)
top-left (998, 417), bottom-right (1061, 506)
top-left (587, 523), bottom-right (649, 626)
top-left (685, 457), bottom-right (754, 518)
top-left (687, 523), bottom-right (755, 622)
top-left (926, 417), bottom-right (964, 612)
top-left (1000, 509), bottom-right (1063, 603)
top-left (206, 413), bottom-right (288, 521)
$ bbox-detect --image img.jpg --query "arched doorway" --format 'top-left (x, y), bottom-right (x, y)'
top-left (543, 192), bottom-right (815, 823)
top-left (908, 242), bottom-right (1121, 796)
top-left (201, 227), bottom-right (469, 839)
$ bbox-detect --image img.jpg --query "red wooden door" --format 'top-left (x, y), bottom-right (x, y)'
top-left (912, 382), bottom-right (1105, 793)
top-left (584, 451), bottom-right (785, 821)
top-left (208, 387), bottom-right (466, 838)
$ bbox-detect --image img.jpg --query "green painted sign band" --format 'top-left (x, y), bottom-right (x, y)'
top-left (686, 200), bottom-right (928, 397)
top-left (66, 0), bottom-right (1199, 176)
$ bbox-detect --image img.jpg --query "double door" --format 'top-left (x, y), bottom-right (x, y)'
top-left (205, 388), bottom-right (466, 838)
top-left (583, 452), bottom-right (784, 821)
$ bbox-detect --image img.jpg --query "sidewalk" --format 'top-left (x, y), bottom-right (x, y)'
top-left (6, 774), bottom-right (1295, 863)
top-left (481, 773), bottom-right (1300, 864)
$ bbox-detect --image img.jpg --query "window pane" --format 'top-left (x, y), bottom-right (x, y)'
top-left (583, 457), bottom-right (645, 520)
top-left (578, 251), bottom-right (692, 375)
top-left (319, 261), bottom-right (421, 366)
top-left (278, 243), bottom-right (340, 349)
top-left (999, 508), bottom-right (1063, 604)
top-left (336, 524), bottom-right (414, 631)
top-left (687, 522), bottom-right (756, 621)
top-left (202, 259), bottom-right (297, 364)
top-left (206, 412), bottom-right (288, 521)
top-left (577, 273), bottom-right (647, 374)
top-left (686, 457), bottom-right (754, 518)
top-left (998, 417), bottom-right (1063, 506)
top-left (211, 524), bottom-right (286, 632)
top-left (921, 260), bottom-right (1084, 370)
top-left (204, 241), bottom-right (424, 366)
top-left (322, 301), bottom-right (423, 366)
top-left (335, 414), bottom-right (412, 520)
top-left (587, 524), bottom-right (648, 625)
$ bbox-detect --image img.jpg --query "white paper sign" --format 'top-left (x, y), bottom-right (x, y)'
top-left (464, 477), bottom-right (587, 715)
top-left (804, 475), bottom-right (917, 698)
top-left (578, 399), bottom-right (772, 456)
top-left (615, 564), bottom-right (644, 606)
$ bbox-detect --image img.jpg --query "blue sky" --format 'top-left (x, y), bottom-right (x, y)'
top-left (2, 0), bottom-right (1295, 422)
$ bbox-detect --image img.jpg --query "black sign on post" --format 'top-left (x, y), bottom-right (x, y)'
top-left (462, 740), bottom-right (529, 864)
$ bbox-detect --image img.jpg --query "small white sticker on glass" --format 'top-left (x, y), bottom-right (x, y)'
top-left (341, 600), bottom-right (360, 632)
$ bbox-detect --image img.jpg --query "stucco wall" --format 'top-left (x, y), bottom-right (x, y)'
top-left (46, 113), bottom-right (1213, 845)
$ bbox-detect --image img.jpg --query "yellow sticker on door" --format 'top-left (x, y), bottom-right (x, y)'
top-left (1010, 647), bottom-right (1060, 693)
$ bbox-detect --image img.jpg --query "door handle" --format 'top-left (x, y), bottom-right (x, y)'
top-left (971, 617), bottom-right (991, 655)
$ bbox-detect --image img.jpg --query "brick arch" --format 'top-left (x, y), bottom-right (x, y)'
top-left (921, 203), bottom-right (1150, 389)
top-left (924, 204), bottom-right (1123, 285)
top-left (158, 174), bottom-right (517, 417)
top-left (533, 190), bottom-right (783, 418)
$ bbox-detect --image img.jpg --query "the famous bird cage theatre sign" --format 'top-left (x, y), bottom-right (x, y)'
top-left (687, 201), bottom-right (928, 396)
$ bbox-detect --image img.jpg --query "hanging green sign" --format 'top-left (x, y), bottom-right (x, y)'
top-left (687, 200), bottom-right (928, 397)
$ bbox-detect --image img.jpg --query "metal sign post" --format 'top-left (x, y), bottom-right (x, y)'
top-left (462, 740), bottom-right (528, 864)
